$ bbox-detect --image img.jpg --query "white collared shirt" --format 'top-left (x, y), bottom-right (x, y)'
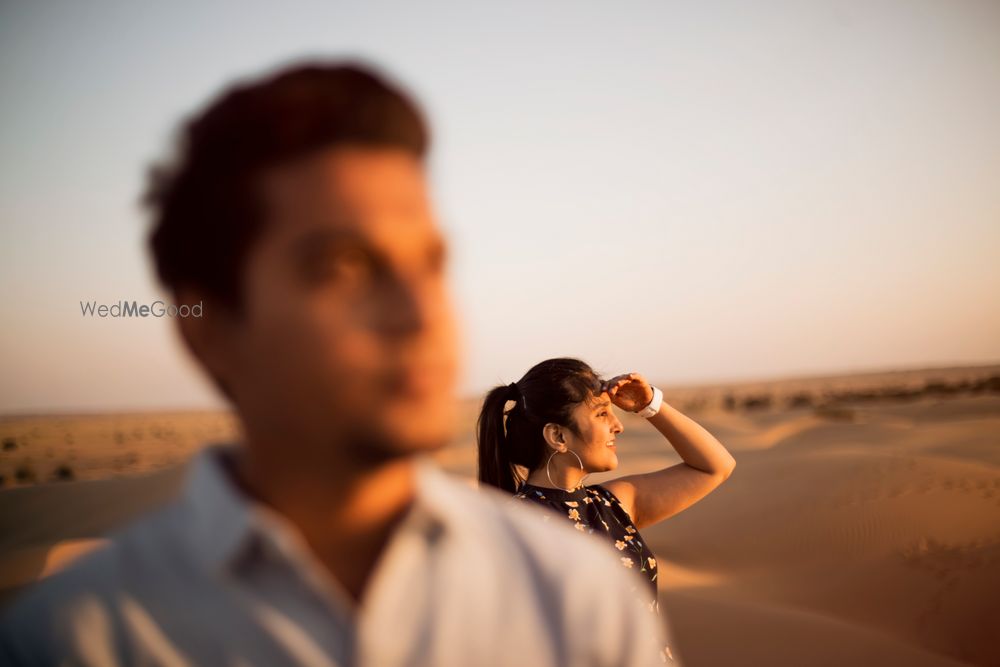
top-left (0, 445), bottom-right (669, 666)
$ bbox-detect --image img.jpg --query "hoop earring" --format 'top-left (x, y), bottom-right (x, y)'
top-left (546, 448), bottom-right (589, 492)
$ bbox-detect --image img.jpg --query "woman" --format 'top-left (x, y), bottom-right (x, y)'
top-left (477, 358), bottom-right (735, 661)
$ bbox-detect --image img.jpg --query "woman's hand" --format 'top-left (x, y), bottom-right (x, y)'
top-left (600, 372), bottom-right (654, 413)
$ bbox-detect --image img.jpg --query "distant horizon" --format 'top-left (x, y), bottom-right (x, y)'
top-left (2, 357), bottom-right (996, 418)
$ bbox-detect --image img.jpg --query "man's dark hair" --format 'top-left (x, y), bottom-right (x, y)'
top-left (144, 61), bottom-right (429, 309)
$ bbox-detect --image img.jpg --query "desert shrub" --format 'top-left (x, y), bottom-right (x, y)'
top-left (880, 386), bottom-right (919, 401)
top-left (14, 463), bottom-right (37, 483)
top-left (52, 464), bottom-right (75, 482)
top-left (742, 394), bottom-right (772, 410)
top-left (923, 379), bottom-right (960, 396)
top-left (970, 375), bottom-right (1000, 394)
top-left (786, 392), bottom-right (814, 409)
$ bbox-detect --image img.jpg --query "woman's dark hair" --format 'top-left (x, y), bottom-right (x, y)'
top-left (144, 61), bottom-right (428, 311)
top-left (477, 358), bottom-right (604, 493)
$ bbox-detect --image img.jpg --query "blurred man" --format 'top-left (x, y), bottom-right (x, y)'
top-left (0, 62), bottom-right (668, 666)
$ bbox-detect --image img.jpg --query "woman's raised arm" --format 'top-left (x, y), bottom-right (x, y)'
top-left (602, 373), bottom-right (736, 530)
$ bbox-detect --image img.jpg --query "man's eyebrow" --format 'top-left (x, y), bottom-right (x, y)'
top-left (294, 228), bottom-right (366, 249)
top-left (291, 229), bottom-right (372, 261)
top-left (592, 399), bottom-right (611, 410)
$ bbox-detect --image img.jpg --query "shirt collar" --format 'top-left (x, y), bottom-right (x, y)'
top-left (178, 444), bottom-right (459, 574)
top-left (179, 444), bottom-right (257, 572)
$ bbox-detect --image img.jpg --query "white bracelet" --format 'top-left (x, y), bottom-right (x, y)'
top-left (636, 386), bottom-right (663, 419)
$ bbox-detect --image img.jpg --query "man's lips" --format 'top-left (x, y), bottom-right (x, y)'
top-left (385, 366), bottom-right (450, 397)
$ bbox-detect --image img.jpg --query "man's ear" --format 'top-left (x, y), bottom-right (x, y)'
top-left (173, 288), bottom-right (236, 399)
top-left (542, 423), bottom-right (566, 452)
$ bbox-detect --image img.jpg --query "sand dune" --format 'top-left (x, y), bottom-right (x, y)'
top-left (639, 375), bottom-right (1000, 666)
top-left (664, 588), bottom-right (971, 667)
top-left (1, 364), bottom-right (998, 665)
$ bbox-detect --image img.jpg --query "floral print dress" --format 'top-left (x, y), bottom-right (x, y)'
top-left (513, 483), bottom-right (660, 609)
top-left (513, 482), bottom-right (673, 662)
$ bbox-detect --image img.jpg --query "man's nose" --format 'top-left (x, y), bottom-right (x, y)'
top-left (378, 272), bottom-right (435, 336)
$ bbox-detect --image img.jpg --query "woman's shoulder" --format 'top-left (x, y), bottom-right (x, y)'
top-left (584, 483), bottom-right (623, 506)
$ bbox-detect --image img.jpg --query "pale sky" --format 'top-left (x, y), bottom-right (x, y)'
top-left (1, 0), bottom-right (998, 413)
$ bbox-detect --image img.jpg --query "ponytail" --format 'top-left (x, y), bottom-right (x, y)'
top-left (477, 383), bottom-right (522, 493)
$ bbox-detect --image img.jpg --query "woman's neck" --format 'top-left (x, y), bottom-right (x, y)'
top-left (524, 461), bottom-right (588, 491)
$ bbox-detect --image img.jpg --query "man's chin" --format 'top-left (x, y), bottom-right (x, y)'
top-left (334, 397), bottom-right (455, 465)
top-left (351, 421), bottom-right (452, 464)
top-left (348, 429), bottom-right (449, 467)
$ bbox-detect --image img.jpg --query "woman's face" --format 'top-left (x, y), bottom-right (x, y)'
top-left (564, 391), bottom-right (625, 472)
